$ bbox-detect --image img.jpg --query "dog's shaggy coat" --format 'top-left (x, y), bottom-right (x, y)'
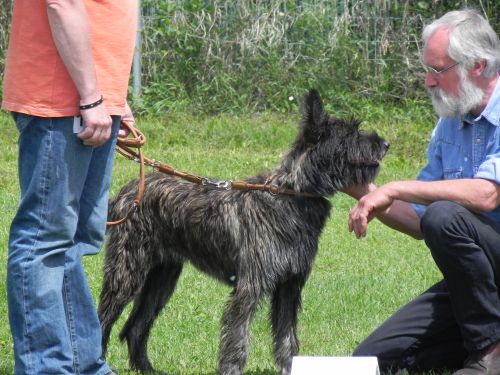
top-left (99, 89), bottom-right (389, 375)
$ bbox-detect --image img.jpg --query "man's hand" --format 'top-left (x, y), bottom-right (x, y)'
top-left (77, 98), bottom-right (113, 147)
top-left (348, 185), bottom-right (394, 238)
top-left (118, 102), bottom-right (135, 138)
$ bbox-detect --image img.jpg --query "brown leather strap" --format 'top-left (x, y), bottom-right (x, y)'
top-left (108, 124), bottom-right (321, 226)
top-left (230, 179), bottom-right (319, 198)
top-left (115, 144), bottom-right (320, 199)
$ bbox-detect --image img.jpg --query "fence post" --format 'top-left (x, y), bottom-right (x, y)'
top-left (132, 0), bottom-right (142, 100)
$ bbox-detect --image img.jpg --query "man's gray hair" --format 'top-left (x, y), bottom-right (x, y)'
top-left (422, 8), bottom-right (500, 77)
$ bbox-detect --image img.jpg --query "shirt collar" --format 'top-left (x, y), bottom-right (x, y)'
top-left (461, 73), bottom-right (500, 128)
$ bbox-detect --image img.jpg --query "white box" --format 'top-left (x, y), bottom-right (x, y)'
top-left (291, 356), bottom-right (380, 375)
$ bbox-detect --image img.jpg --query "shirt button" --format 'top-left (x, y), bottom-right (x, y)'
top-left (476, 138), bottom-right (481, 143)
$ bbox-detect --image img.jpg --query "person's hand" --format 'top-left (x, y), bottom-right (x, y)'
top-left (78, 95), bottom-right (112, 147)
top-left (348, 185), bottom-right (394, 238)
top-left (118, 102), bottom-right (135, 138)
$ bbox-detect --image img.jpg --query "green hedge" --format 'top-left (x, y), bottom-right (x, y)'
top-left (1, 0), bottom-right (499, 114)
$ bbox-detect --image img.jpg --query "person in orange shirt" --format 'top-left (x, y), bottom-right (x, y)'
top-left (1, 1), bottom-right (137, 374)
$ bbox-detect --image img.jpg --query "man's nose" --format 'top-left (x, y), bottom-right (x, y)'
top-left (425, 72), bottom-right (438, 88)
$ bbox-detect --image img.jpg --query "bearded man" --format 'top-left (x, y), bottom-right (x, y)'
top-left (344, 8), bottom-right (500, 375)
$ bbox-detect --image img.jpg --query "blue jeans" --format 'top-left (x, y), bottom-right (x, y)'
top-left (353, 201), bottom-right (500, 374)
top-left (7, 114), bottom-right (119, 375)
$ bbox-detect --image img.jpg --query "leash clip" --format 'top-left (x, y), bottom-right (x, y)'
top-left (264, 175), bottom-right (280, 196)
top-left (201, 178), bottom-right (232, 190)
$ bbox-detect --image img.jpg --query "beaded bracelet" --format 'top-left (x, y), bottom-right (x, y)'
top-left (79, 96), bottom-right (103, 110)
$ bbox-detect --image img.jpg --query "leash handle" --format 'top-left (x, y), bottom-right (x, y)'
top-left (107, 122), bottom-right (146, 227)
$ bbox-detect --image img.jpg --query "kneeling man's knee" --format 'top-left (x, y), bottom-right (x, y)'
top-left (421, 201), bottom-right (466, 238)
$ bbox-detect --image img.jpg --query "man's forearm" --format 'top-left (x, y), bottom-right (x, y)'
top-left (372, 178), bottom-right (500, 239)
top-left (384, 179), bottom-right (500, 214)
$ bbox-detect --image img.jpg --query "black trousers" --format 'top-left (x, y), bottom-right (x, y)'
top-left (353, 201), bottom-right (500, 374)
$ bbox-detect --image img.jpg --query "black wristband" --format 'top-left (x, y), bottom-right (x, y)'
top-left (79, 96), bottom-right (103, 110)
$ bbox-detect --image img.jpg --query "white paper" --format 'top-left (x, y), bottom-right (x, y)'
top-left (291, 356), bottom-right (380, 375)
top-left (73, 116), bottom-right (84, 133)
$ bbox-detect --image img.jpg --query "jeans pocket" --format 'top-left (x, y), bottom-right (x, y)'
top-left (13, 112), bottom-right (35, 133)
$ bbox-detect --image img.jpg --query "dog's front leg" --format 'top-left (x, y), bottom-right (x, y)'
top-left (218, 284), bottom-right (261, 375)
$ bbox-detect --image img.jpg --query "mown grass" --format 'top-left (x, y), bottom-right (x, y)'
top-left (0, 101), bottom-right (450, 374)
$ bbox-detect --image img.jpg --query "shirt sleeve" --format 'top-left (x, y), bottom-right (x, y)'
top-left (475, 128), bottom-right (500, 184)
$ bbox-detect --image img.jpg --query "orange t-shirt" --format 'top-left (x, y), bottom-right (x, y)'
top-left (1, 0), bottom-right (137, 117)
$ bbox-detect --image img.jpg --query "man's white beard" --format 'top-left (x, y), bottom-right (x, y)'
top-left (428, 71), bottom-right (484, 118)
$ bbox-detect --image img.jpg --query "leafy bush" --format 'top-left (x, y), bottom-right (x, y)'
top-left (0, 0), bottom-right (499, 114)
top-left (135, 0), bottom-right (499, 114)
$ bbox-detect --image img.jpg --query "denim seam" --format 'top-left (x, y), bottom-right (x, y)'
top-left (21, 255), bottom-right (33, 374)
top-left (63, 260), bottom-right (80, 374)
top-left (21, 118), bottom-right (55, 375)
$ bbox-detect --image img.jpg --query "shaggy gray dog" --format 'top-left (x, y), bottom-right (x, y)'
top-left (98, 89), bottom-right (389, 375)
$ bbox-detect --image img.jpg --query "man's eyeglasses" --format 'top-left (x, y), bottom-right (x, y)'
top-left (422, 61), bottom-right (459, 79)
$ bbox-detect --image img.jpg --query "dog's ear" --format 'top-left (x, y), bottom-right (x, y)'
top-left (300, 89), bottom-right (328, 144)
top-left (303, 89), bottom-right (326, 127)
top-left (347, 117), bottom-right (361, 129)
top-left (283, 89), bottom-right (330, 170)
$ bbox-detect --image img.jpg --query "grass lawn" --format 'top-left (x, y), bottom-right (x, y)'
top-left (0, 105), bottom-right (449, 374)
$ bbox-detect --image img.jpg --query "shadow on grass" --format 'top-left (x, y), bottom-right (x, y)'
top-left (115, 369), bottom-right (276, 375)
top-left (0, 366), bottom-right (453, 375)
top-left (115, 370), bottom-right (453, 375)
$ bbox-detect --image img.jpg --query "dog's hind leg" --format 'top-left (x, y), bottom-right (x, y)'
top-left (120, 261), bottom-right (183, 373)
top-left (218, 284), bottom-right (262, 375)
top-left (271, 276), bottom-right (306, 375)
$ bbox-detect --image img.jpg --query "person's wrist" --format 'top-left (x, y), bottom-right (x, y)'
top-left (380, 181), bottom-right (399, 200)
top-left (342, 183), bottom-right (376, 200)
top-left (79, 91), bottom-right (102, 107)
top-left (357, 183), bottom-right (377, 198)
top-left (79, 95), bottom-right (103, 111)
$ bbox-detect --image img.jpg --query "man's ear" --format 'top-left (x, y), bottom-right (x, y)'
top-left (471, 59), bottom-right (487, 77)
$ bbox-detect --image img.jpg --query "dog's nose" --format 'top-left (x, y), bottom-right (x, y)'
top-left (383, 141), bottom-right (390, 150)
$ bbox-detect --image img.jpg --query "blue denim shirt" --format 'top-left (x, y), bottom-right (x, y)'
top-left (412, 77), bottom-right (500, 224)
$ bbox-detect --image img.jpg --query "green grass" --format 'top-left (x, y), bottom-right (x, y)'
top-left (0, 105), bottom-right (450, 374)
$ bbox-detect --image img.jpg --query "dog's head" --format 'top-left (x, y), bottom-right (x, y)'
top-left (283, 89), bottom-right (389, 195)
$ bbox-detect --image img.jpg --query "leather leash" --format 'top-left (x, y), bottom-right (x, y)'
top-left (107, 123), bottom-right (321, 226)
top-left (106, 123), bottom-right (146, 226)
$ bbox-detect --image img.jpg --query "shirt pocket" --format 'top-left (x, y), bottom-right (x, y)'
top-left (443, 167), bottom-right (463, 179)
top-left (439, 139), bottom-right (469, 179)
